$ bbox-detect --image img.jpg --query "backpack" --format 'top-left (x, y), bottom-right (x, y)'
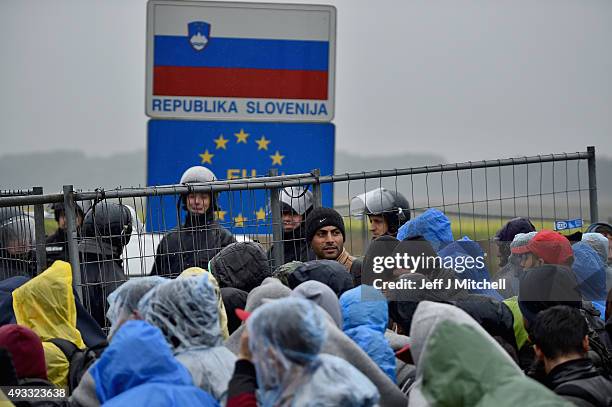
top-left (581, 308), bottom-right (612, 377)
top-left (48, 338), bottom-right (107, 394)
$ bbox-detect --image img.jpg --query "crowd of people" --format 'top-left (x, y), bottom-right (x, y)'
top-left (1, 165), bottom-right (612, 406)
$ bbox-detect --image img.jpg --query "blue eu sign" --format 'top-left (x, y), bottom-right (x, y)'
top-left (147, 120), bottom-right (335, 234)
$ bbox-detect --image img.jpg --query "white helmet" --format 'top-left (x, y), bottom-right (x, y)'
top-left (180, 166), bottom-right (217, 184)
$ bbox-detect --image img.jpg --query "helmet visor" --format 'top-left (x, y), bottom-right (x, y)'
top-left (279, 187), bottom-right (313, 216)
top-left (0, 215), bottom-right (36, 254)
top-left (350, 188), bottom-right (397, 217)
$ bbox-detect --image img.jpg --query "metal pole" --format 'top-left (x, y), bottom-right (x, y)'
top-left (587, 146), bottom-right (598, 224)
top-left (269, 169), bottom-right (284, 269)
top-left (311, 168), bottom-right (322, 208)
top-left (63, 185), bottom-right (83, 300)
top-left (32, 187), bottom-right (47, 274)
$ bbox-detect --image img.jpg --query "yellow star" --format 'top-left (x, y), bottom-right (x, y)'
top-left (234, 213), bottom-right (247, 227)
top-left (270, 150), bottom-right (285, 166)
top-left (214, 135), bottom-right (229, 150)
top-left (255, 135), bottom-right (271, 151)
top-left (255, 207), bottom-right (266, 221)
top-left (215, 210), bottom-right (227, 221)
top-left (199, 149), bottom-right (214, 164)
top-left (235, 129), bottom-right (249, 144)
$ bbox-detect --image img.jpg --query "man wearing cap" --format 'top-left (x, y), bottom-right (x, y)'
top-left (306, 207), bottom-right (355, 272)
top-left (511, 230), bottom-right (574, 269)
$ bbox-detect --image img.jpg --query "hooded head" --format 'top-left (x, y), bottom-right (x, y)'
top-left (571, 241), bottom-right (606, 302)
top-left (288, 260), bottom-right (354, 297)
top-left (90, 320), bottom-right (198, 403)
top-left (247, 297), bottom-right (327, 405)
top-left (106, 276), bottom-right (168, 338)
top-left (291, 280), bottom-right (343, 329)
top-left (494, 218), bottom-right (536, 267)
top-left (438, 237), bottom-right (503, 300)
top-left (396, 208), bottom-right (453, 251)
top-left (221, 287), bottom-right (248, 335)
top-left (210, 241), bottom-right (271, 292)
top-left (339, 285), bottom-right (388, 333)
top-left (518, 265), bottom-right (582, 327)
top-left (245, 277), bottom-right (292, 312)
top-left (0, 324), bottom-right (47, 380)
top-left (582, 233), bottom-right (610, 264)
top-left (139, 276), bottom-right (222, 351)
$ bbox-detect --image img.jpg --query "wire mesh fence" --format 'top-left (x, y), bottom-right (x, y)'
top-left (0, 147), bottom-right (600, 330)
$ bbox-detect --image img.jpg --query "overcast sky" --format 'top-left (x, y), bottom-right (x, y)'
top-left (1, 0), bottom-right (610, 163)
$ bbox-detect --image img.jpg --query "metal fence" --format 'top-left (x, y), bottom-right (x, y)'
top-left (0, 146), bottom-right (599, 329)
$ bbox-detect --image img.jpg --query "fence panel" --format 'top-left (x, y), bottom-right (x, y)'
top-left (0, 147), bottom-right (599, 330)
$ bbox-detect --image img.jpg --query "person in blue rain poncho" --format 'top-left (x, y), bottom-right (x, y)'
top-left (339, 285), bottom-right (397, 383)
top-left (90, 320), bottom-right (219, 407)
top-left (396, 208), bottom-right (453, 251)
top-left (438, 237), bottom-right (503, 300)
top-left (572, 241), bottom-right (607, 319)
top-left (138, 274), bottom-right (236, 402)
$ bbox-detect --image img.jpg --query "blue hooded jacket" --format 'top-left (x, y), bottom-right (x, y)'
top-left (397, 208), bottom-right (453, 251)
top-left (438, 238), bottom-right (503, 301)
top-left (572, 241), bottom-right (606, 319)
top-left (339, 285), bottom-right (397, 383)
top-left (90, 320), bottom-right (219, 407)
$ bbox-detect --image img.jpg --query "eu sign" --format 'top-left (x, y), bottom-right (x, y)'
top-left (147, 120), bottom-right (335, 234)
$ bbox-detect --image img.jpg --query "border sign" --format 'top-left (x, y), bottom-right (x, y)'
top-left (146, 1), bottom-right (336, 121)
top-left (146, 120), bottom-right (335, 234)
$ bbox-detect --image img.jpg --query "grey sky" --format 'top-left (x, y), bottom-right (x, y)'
top-left (1, 0), bottom-right (610, 162)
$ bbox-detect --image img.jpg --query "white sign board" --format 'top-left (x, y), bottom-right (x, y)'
top-left (146, 1), bottom-right (336, 121)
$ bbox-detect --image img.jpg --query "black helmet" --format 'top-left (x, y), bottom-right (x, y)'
top-left (0, 207), bottom-right (36, 259)
top-left (80, 202), bottom-right (132, 257)
top-left (350, 188), bottom-right (411, 235)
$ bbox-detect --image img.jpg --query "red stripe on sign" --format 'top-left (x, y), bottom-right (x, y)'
top-left (153, 66), bottom-right (328, 100)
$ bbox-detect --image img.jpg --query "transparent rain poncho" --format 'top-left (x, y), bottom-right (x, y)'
top-left (138, 274), bottom-right (236, 402)
top-left (106, 276), bottom-right (168, 337)
top-left (247, 297), bottom-right (379, 407)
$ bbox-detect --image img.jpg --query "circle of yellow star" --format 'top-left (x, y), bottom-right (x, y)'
top-left (234, 213), bottom-right (247, 227)
top-left (214, 135), bottom-right (229, 150)
top-left (255, 136), bottom-right (271, 151)
top-left (199, 149), bottom-right (214, 164)
top-left (270, 150), bottom-right (285, 166)
top-left (255, 207), bottom-right (266, 221)
top-left (235, 129), bottom-right (249, 144)
top-left (215, 210), bottom-right (227, 221)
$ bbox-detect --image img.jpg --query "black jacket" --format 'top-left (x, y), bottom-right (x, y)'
top-left (545, 358), bottom-right (612, 407)
top-left (45, 228), bottom-right (69, 265)
top-left (267, 224), bottom-right (314, 268)
top-left (79, 250), bottom-right (127, 329)
top-left (150, 212), bottom-right (235, 277)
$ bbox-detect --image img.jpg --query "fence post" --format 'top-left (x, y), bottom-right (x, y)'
top-left (269, 169), bottom-right (284, 269)
top-left (63, 185), bottom-right (83, 300)
top-left (32, 186), bottom-right (47, 274)
top-left (311, 168), bottom-right (322, 208)
top-left (587, 146), bottom-right (598, 224)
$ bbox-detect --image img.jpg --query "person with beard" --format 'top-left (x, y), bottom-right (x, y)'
top-left (151, 166), bottom-right (235, 277)
top-left (268, 187), bottom-right (315, 268)
top-left (305, 207), bottom-right (355, 272)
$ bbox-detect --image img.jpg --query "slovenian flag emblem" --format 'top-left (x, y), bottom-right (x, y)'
top-left (153, 17), bottom-right (330, 100)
